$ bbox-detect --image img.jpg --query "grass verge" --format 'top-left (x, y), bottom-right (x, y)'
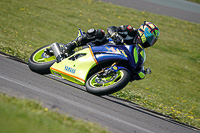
top-left (0, 92), bottom-right (109, 133)
top-left (187, 0), bottom-right (200, 4)
top-left (0, 0), bottom-right (200, 129)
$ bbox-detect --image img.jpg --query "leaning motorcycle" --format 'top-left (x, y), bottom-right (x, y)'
top-left (28, 29), bottom-right (149, 95)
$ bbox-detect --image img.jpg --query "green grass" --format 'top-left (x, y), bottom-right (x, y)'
top-left (187, 0), bottom-right (200, 4)
top-left (0, 0), bottom-right (200, 129)
top-left (0, 93), bottom-right (109, 133)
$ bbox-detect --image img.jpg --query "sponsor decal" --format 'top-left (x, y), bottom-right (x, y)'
top-left (110, 47), bottom-right (116, 52)
top-left (64, 66), bottom-right (76, 74)
top-left (105, 46), bottom-right (127, 57)
top-left (106, 46), bottom-right (117, 52)
top-left (105, 46), bottom-right (110, 51)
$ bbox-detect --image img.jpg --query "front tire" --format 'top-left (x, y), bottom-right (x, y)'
top-left (28, 44), bottom-right (56, 74)
top-left (86, 69), bottom-right (130, 95)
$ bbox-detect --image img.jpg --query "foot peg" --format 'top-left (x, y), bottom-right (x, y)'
top-left (145, 68), bottom-right (152, 74)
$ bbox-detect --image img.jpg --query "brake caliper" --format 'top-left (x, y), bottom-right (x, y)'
top-left (95, 65), bottom-right (119, 84)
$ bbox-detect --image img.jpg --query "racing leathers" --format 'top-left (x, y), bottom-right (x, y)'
top-left (63, 28), bottom-right (106, 53)
top-left (107, 25), bottom-right (138, 45)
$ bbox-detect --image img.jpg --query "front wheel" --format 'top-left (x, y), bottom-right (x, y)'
top-left (86, 69), bottom-right (130, 95)
top-left (28, 44), bottom-right (56, 74)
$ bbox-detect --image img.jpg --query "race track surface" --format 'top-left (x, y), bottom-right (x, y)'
top-left (1, 1), bottom-right (199, 132)
top-left (97, 0), bottom-right (200, 23)
top-left (0, 55), bottom-right (199, 133)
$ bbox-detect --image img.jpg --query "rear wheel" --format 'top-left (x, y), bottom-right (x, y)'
top-left (86, 69), bottom-right (130, 95)
top-left (28, 44), bottom-right (56, 74)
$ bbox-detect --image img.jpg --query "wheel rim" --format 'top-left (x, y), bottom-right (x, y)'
top-left (33, 46), bottom-right (56, 63)
top-left (89, 70), bottom-right (124, 87)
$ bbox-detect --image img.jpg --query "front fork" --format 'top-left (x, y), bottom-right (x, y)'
top-left (97, 61), bottom-right (120, 77)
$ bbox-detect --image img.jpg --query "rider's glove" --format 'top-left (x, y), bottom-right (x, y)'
top-left (111, 32), bottom-right (124, 44)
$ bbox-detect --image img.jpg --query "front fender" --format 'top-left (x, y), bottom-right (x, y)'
top-left (117, 66), bottom-right (132, 77)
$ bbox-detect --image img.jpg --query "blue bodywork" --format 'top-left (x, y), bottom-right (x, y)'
top-left (90, 43), bottom-right (146, 80)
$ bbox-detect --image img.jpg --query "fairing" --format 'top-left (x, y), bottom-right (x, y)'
top-left (91, 44), bottom-right (129, 63)
top-left (50, 48), bottom-right (97, 85)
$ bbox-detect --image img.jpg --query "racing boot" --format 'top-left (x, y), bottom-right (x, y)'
top-left (63, 40), bottom-right (78, 54)
top-left (63, 35), bottom-right (86, 55)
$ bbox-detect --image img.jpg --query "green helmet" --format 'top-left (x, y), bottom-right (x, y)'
top-left (138, 21), bottom-right (160, 48)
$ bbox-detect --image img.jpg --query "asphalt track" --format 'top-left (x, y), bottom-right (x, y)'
top-left (0, 55), bottom-right (200, 133)
top-left (97, 0), bottom-right (200, 23)
top-left (1, 1), bottom-right (200, 133)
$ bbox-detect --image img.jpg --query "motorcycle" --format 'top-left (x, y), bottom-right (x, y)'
top-left (28, 29), bottom-right (150, 95)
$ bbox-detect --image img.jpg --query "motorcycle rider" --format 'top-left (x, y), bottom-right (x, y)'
top-left (64, 21), bottom-right (159, 51)
top-left (60, 21), bottom-right (160, 80)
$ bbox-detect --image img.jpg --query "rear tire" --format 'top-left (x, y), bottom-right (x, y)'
top-left (28, 44), bottom-right (56, 74)
top-left (86, 69), bottom-right (130, 95)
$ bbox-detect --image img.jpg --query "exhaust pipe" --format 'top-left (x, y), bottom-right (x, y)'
top-left (51, 43), bottom-right (63, 63)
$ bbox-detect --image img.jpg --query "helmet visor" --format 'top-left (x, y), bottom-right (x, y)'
top-left (144, 28), bottom-right (158, 46)
top-left (147, 36), bottom-right (157, 46)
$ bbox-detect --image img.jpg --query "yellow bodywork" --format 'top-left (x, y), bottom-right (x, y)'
top-left (50, 48), bottom-right (97, 85)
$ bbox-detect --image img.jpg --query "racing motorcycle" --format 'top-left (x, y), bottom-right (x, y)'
top-left (28, 29), bottom-right (150, 95)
